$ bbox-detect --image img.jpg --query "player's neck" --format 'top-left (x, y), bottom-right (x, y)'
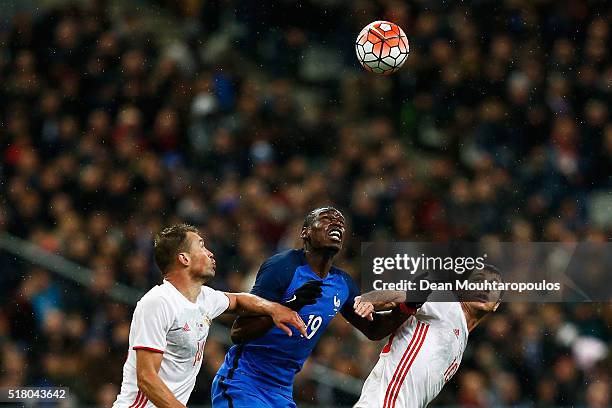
top-left (304, 249), bottom-right (336, 278)
top-left (460, 302), bottom-right (486, 332)
top-left (165, 272), bottom-right (203, 303)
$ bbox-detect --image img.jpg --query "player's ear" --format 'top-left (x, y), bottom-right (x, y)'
top-left (300, 226), bottom-right (309, 240)
top-left (178, 252), bottom-right (190, 267)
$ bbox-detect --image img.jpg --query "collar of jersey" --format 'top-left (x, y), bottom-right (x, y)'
top-left (300, 264), bottom-right (339, 282)
top-left (163, 279), bottom-right (200, 306)
top-left (297, 248), bottom-right (342, 279)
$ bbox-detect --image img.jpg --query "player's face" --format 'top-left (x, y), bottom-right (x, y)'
top-left (184, 232), bottom-right (216, 280)
top-left (461, 269), bottom-right (502, 313)
top-left (302, 209), bottom-right (346, 252)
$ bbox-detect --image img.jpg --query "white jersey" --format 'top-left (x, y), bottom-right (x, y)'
top-left (355, 302), bottom-right (468, 408)
top-left (113, 280), bottom-right (229, 408)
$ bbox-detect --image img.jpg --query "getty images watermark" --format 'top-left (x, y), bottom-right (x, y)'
top-left (371, 253), bottom-right (560, 293)
top-left (361, 242), bottom-right (611, 302)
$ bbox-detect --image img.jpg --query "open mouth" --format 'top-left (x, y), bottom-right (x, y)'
top-left (328, 228), bottom-right (343, 242)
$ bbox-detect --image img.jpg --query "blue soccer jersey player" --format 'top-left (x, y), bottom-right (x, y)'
top-left (212, 207), bottom-right (415, 408)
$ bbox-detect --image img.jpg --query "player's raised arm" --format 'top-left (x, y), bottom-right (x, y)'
top-left (230, 280), bottom-right (322, 343)
top-left (224, 292), bottom-right (308, 337)
top-left (358, 290), bottom-right (407, 308)
top-left (341, 287), bottom-right (411, 341)
top-left (229, 248), bottom-right (323, 343)
top-left (358, 272), bottom-right (433, 312)
top-left (340, 273), bottom-right (432, 341)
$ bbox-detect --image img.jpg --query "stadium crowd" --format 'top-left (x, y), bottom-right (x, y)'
top-left (0, 0), bottom-right (610, 406)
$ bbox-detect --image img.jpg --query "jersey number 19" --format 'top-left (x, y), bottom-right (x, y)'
top-left (301, 315), bottom-right (322, 339)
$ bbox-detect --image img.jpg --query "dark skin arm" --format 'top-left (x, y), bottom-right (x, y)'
top-left (231, 280), bottom-right (323, 343)
top-left (343, 290), bottom-right (423, 341)
top-left (342, 306), bottom-right (411, 341)
top-left (231, 315), bottom-right (274, 343)
top-left (230, 291), bottom-right (413, 343)
top-left (225, 293), bottom-right (307, 338)
top-left (230, 306), bottom-right (411, 343)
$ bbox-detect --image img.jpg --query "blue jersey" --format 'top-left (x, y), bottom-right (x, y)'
top-left (215, 249), bottom-right (360, 395)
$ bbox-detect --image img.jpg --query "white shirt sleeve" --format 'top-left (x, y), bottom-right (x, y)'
top-left (201, 286), bottom-right (230, 319)
top-left (131, 295), bottom-right (173, 353)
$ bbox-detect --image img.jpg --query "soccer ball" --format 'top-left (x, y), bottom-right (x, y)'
top-left (355, 21), bottom-right (409, 75)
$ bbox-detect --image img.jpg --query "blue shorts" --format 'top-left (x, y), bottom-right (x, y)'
top-left (211, 374), bottom-right (296, 408)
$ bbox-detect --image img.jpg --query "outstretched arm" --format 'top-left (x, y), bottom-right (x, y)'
top-left (231, 315), bottom-right (274, 343)
top-left (359, 272), bottom-right (432, 313)
top-left (225, 293), bottom-right (307, 338)
top-left (343, 305), bottom-right (413, 341)
top-left (340, 280), bottom-right (414, 341)
top-left (341, 280), bottom-right (430, 341)
top-left (230, 280), bottom-right (323, 343)
top-left (360, 290), bottom-right (407, 308)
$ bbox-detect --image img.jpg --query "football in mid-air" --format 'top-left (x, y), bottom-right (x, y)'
top-left (355, 21), bottom-right (409, 75)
